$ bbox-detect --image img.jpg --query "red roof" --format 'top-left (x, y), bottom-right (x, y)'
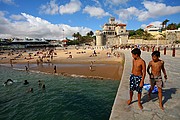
top-left (117, 24), bottom-right (126, 26)
top-left (62, 40), bottom-right (68, 42)
top-left (147, 24), bottom-right (153, 28)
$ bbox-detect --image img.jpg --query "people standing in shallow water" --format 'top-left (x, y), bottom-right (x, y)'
top-left (147, 51), bottom-right (167, 110)
top-left (42, 84), bottom-right (45, 90)
top-left (38, 80), bottom-right (42, 87)
top-left (127, 48), bottom-right (146, 110)
top-left (25, 66), bottom-right (29, 72)
top-left (24, 80), bottom-right (29, 85)
top-left (54, 66), bottom-right (57, 73)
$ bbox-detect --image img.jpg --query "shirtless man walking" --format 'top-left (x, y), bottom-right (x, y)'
top-left (127, 48), bottom-right (146, 109)
top-left (147, 51), bottom-right (167, 110)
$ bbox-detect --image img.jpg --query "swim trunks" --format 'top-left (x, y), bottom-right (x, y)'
top-left (129, 74), bottom-right (142, 92)
top-left (150, 76), bottom-right (163, 88)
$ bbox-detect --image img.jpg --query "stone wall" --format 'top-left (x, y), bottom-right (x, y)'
top-left (127, 39), bottom-right (170, 45)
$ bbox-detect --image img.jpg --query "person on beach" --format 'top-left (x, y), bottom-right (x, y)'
top-left (127, 48), bottom-right (146, 109)
top-left (54, 65), bottom-right (57, 73)
top-left (27, 61), bottom-right (30, 68)
top-left (89, 65), bottom-right (93, 71)
top-left (25, 66), bottom-right (29, 72)
top-left (147, 51), bottom-right (167, 110)
top-left (10, 59), bottom-right (13, 67)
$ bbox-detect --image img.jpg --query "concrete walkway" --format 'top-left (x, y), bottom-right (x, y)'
top-left (109, 49), bottom-right (180, 120)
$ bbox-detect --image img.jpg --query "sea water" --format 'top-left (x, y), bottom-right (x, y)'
top-left (0, 65), bottom-right (120, 120)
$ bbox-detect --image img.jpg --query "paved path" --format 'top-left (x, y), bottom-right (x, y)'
top-left (109, 49), bottom-right (180, 120)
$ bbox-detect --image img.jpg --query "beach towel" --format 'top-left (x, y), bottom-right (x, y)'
top-left (143, 83), bottom-right (158, 94)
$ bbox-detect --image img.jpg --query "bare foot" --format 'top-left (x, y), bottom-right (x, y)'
top-left (138, 103), bottom-right (143, 110)
top-left (127, 99), bottom-right (132, 105)
top-left (159, 104), bottom-right (164, 110)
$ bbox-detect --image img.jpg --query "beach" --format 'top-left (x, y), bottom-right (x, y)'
top-left (0, 48), bottom-right (124, 80)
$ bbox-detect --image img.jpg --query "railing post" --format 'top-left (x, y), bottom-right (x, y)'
top-left (172, 47), bottom-right (175, 57)
top-left (164, 47), bottom-right (166, 55)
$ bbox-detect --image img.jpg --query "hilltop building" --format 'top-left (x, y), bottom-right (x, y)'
top-left (144, 24), bottom-right (161, 36)
top-left (95, 17), bottom-right (129, 47)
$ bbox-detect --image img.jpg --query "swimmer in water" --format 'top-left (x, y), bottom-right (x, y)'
top-left (38, 80), bottom-right (42, 87)
top-left (26, 88), bottom-right (33, 93)
top-left (3, 79), bottom-right (14, 86)
top-left (24, 80), bottom-right (29, 85)
top-left (42, 84), bottom-right (45, 89)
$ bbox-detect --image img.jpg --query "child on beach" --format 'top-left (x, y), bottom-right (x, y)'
top-left (147, 51), bottom-right (167, 110)
top-left (54, 66), bottom-right (57, 73)
top-left (25, 66), bottom-right (29, 72)
top-left (127, 48), bottom-right (146, 109)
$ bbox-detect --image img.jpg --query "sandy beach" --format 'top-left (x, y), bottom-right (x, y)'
top-left (0, 48), bottom-right (124, 80)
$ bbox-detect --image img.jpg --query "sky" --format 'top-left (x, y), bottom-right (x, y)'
top-left (0, 0), bottom-right (180, 40)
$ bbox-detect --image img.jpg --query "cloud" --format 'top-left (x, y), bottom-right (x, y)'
top-left (39, 0), bottom-right (59, 15)
top-left (92, 0), bottom-right (101, 7)
top-left (0, 0), bottom-right (15, 5)
top-left (142, 1), bottom-right (180, 17)
top-left (116, 7), bottom-right (140, 21)
top-left (0, 12), bottom-right (92, 39)
top-left (116, 1), bottom-right (180, 21)
top-left (59, 0), bottom-right (81, 15)
top-left (83, 6), bottom-right (111, 18)
top-left (141, 21), bottom-right (162, 29)
top-left (105, 0), bottom-right (129, 6)
top-left (10, 14), bottom-right (25, 20)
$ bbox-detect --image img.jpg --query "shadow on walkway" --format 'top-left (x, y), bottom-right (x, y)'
top-left (141, 88), bottom-right (177, 105)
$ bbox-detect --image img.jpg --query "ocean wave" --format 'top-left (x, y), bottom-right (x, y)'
top-left (13, 68), bottom-right (24, 71)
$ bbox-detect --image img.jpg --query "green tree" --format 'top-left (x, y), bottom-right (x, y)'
top-left (143, 31), bottom-right (153, 40)
top-left (162, 19), bottom-right (169, 29)
top-left (177, 23), bottom-right (180, 28)
top-left (135, 28), bottom-right (144, 37)
top-left (89, 31), bottom-right (94, 36)
top-left (167, 23), bottom-right (177, 30)
top-left (129, 30), bottom-right (136, 37)
top-left (86, 31), bottom-right (94, 36)
top-left (72, 33), bottom-right (76, 40)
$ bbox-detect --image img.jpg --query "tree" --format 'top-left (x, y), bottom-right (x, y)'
top-left (167, 23), bottom-right (177, 30)
top-left (162, 19), bottom-right (169, 29)
top-left (72, 32), bottom-right (82, 41)
top-left (89, 31), bottom-right (94, 36)
top-left (86, 31), bottom-right (94, 36)
top-left (76, 32), bottom-right (81, 41)
top-left (72, 33), bottom-right (76, 40)
top-left (129, 30), bottom-right (136, 37)
top-left (135, 28), bottom-right (144, 37)
top-left (143, 31), bottom-right (153, 40)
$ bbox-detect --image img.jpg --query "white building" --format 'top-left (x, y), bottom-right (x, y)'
top-left (144, 24), bottom-right (161, 36)
top-left (95, 17), bottom-right (129, 47)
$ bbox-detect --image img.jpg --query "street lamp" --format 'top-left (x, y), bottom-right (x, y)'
top-left (62, 29), bottom-right (64, 40)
